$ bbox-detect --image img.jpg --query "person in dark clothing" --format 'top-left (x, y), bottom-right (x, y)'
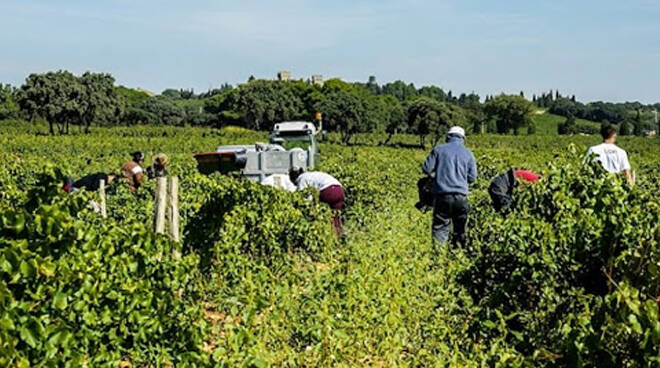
top-left (488, 169), bottom-right (540, 214)
top-left (62, 175), bottom-right (75, 192)
top-left (64, 172), bottom-right (117, 192)
top-left (122, 151), bottom-right (144, 191)
top-left (146, 153), bottom-right (169, 179)
top-left (422, 126), bottom-right (477, 245)
top-left (415, 176), bottom-right (434, 212)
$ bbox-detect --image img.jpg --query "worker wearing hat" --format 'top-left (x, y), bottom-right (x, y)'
top-left (422, 126), bottom-right (477, 245)
top-left (121, 151), bottom-right (144, 191)
top-left (147, 153), bottom-right (169, 179)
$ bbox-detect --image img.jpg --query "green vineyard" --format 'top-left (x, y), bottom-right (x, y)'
top-left (1, 120), bottom-right (660, 367)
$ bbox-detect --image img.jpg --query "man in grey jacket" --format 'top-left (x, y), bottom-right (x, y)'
top-left (422, 126), bottom-right (477, 245)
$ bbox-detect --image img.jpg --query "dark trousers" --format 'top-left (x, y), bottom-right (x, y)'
top-left (320, 185), bottom-right (345, 237)
top-left (432, 193), bottom-right (469, 245)
top-left (488, 187), bottom-right (512, 215)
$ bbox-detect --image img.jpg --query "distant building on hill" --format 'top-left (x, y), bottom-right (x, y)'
top-left (312, 74), bottom-right (324, 86)
top-left (277, 71), bottom-right (323, 85)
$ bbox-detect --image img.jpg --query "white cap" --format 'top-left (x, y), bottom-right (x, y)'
top-left (447, 126), bottom-right (465, 138)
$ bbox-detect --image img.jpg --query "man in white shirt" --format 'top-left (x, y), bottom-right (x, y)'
top-left (585, 124), bottom-right (633, 185)
top-left (289, 167), bottom-right (345, 237)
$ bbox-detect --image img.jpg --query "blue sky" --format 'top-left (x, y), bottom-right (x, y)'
top-left (1, 0), bottom-right (659, 103)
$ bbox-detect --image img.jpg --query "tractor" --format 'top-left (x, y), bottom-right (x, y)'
top-left (194, 121), bottom-right (322, 190)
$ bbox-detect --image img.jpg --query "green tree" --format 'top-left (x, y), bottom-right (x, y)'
top-left (408, 97), bottom-right (466, 147)
top-left (558, 114), bottom-right (577, 135)
top-left (137, 96), bottom-right (185, 126)
top-left (380, 95), bottom-right (406, 145)
top-left (618, 120), bottom-right (633, 136)
top-left (381, 80), bottom-right (417, 102)
top-left (18, 71), bottom-right (83, 135)
top-left (633, 109), bottom-right (644, 136)
top-left (162, 88), bottom-right (183, 99)
top-left (0, 84), bottom-right (19, 120)
top-left (180, 101), bottom-right (214, 126)
top-left (116, 86), bottom-right (150, 107)
top-left (124, 107), bottom-right (158, 125)
top-left (457, 93), bottom-right (484, 134)
top-left (417, 86), bottom-right (447, 102)
top-left (315, 84), bottom-right (368, 144)
top-left (197, 83), bottom-right (233, 99)
top-left (228, 80), bottom-right (306, 130)
top-left (585, 102), bottom-right (627, 123)
top-left (202, 88), bottom-right (237, 127)
top-left (287, 80), bottom-right (322, 121)
top-left (365, 75), bottom-right (380, 95)
top-left (486, 118), bottom-right (498, 133)
top-left (549, 97), bottom-right (581, 117)
top-left (78, 72), bottom-right (124, 132)
top-left (433, 103), bottom-right (467, 145)
top-left (484, 94), bottom-right (535, 135)
top-left (161, 88), bottom-right (195, 99)
top-left (407, 97), bottom-right (437, 147)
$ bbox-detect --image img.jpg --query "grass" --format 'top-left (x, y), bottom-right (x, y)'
top-left (531, 111), bottom-right (600, 135)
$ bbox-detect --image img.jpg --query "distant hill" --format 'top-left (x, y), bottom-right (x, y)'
top-left (116, 86), bottom-right (152, 106)
top-left (531, 110), bottom-right (600, 135)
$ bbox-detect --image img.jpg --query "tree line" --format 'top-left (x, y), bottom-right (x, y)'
top-left (1, 70), bottom-right (658, 143)
top-left (6, 71), bottom-right (124, 135)
top-left (534, 90), bottom-right (659, 136)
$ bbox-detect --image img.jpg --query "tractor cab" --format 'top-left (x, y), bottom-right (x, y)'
top-left (269, 121), bottom-right (320, 164)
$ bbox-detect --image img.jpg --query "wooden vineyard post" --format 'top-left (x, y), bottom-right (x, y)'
top-left (99, 179), bottom-right (107, 218)
top-left (168, 176), bottom-right (180, 242)
top-left (154, 177), bottom-right (167, 234)
top-left (153, 176), bottom-right (181, 241)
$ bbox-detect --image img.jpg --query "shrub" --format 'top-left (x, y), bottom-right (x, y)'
top-left (0, 168), bottom-right (209, 366)
top-left (460, 150), bottom-right (660, 366)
